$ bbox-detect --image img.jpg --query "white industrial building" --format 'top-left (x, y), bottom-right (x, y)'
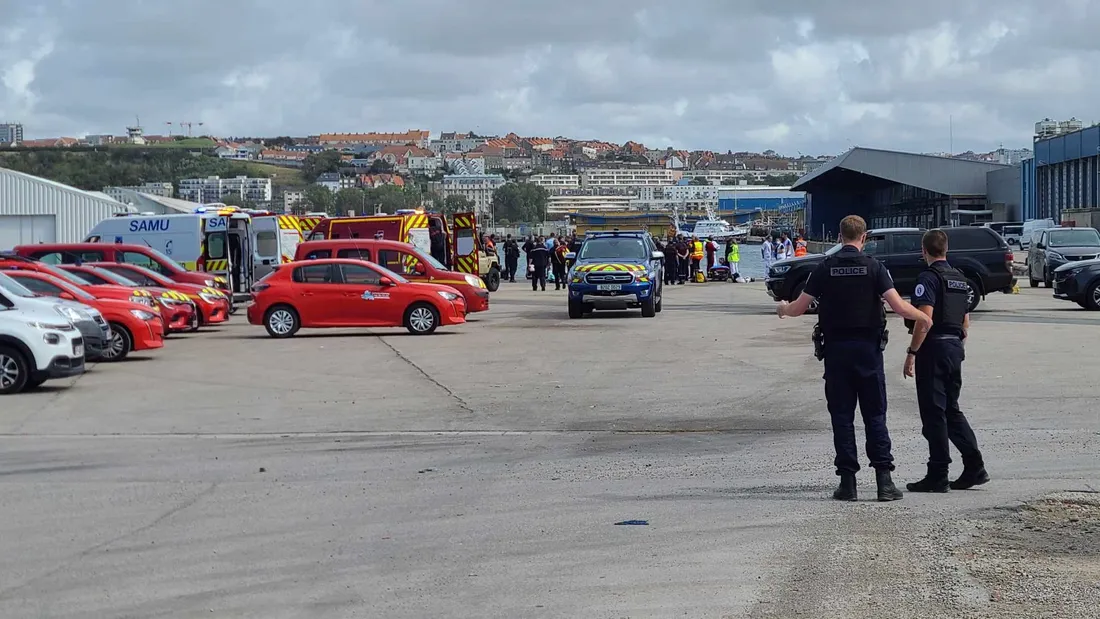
top-left (0, 167), bottom-right (131, 248)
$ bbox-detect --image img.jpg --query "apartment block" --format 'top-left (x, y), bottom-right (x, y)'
top-left (430, 132), bottom-right (489, 154)
top-left (0, 122), bottom-right (24, 145)
top-left (580, 167), bottom-right (682, 187)
top-left (178, 175), bottom-right (273, 204)
top-left (526, 174), bottom-right (580, 195)
top-left (441, 174), bottom-right (506, 217)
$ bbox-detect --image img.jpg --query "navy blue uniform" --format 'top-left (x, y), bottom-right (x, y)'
top-left (804, 246), bottom-right (896, 475)
top-left (911, 261), bottom-right (983, 475)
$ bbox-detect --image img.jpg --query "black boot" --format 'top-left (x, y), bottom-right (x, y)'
top-left (876, 469), bottom-right (903, 502)
top-left (906, 468), bottom-right (950, 493)
top-left (951, 466), bottom-right (990, 490)
top-left (833, 473), bottom-right (857, 501)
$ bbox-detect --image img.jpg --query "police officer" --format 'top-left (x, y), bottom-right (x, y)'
top-left (777, 215), bottom-right (932, 502)
top-left (903, 229), bottom-right (989, 492)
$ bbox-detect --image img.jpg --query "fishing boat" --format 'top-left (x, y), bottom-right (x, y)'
top-left (671, 206), bottom-right (750, 239)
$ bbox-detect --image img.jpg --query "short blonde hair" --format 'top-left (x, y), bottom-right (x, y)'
top-left (839, 215), bottom-right (867, 242)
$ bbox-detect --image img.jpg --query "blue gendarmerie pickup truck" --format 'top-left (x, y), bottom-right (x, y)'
top-left (566, 231), bottom-right (664, 319)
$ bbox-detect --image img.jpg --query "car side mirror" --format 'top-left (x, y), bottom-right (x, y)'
top-left (59, 291), bottom-right (76, 301)
top-left (564, 252), bottom-right (576, 260)
top-left (651, 251), bottom-right (665, 260)
top-left (379, 276), bottom-right (396, 287)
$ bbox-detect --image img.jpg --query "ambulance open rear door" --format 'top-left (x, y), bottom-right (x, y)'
top-left (451, 212), bottom-right (478, 275)
top-left (202, 215), bottom-right (234, 293)
top-left (252, 215), bottom-right (281, 280)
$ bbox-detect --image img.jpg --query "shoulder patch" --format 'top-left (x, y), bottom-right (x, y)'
top-left (914, 283), bottom-right (926, 297)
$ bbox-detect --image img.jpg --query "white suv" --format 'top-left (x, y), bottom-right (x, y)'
top-left (0, 278), bottom-right (86, 394)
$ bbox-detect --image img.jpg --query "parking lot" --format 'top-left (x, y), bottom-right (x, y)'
top-left (2, 282), bottom-right (1099, 618)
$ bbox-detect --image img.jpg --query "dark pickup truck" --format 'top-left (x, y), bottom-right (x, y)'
top-left (764, 227), bottom-right (1017, 312)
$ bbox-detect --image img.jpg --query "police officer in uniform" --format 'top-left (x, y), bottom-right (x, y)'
top-left (903, 229), bottom-right (989, 492)
top-left (778, 215), bottom-right (932, 502)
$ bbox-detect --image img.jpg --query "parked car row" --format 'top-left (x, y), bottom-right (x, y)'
top-left (0, 252), bottom-right (232, 395)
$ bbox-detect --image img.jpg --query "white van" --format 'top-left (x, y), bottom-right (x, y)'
top-left (1021, 218), bottom-right (1056, 250)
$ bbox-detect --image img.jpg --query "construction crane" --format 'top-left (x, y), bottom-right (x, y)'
top-left (178, 121), bottom-right (204, 137)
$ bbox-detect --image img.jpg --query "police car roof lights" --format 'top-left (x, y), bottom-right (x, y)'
top-left (586, 230), bottom-right (647, 238)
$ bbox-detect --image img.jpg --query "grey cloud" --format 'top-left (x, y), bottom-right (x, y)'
top-left (0, 0), bottom-right (1097, 154)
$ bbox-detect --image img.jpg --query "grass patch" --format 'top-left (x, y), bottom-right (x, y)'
top-left (234, 162), bottom-right (305, 188)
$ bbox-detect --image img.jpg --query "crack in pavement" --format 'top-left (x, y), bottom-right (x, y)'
top-left (377, 336), bottom-right (475, 416)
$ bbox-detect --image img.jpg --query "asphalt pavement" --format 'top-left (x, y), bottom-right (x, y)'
top-left (1, 281), bottom-right (1098, 618)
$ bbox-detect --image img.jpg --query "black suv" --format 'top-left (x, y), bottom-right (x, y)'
top-left (765, 227), bottom-right (1016, 312)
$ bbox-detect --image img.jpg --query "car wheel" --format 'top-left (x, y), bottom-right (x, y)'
top-left (1044, 269), bottom-right (1053, 288)
top-left (1029, 275), bottom-right (1039, 288)
top-left (0, 346), bottom-right (30, 395)
top-left (483, 267), bottom-right (501, 292)
top-left (641, 296), bottom-right (656, 318)
top-left (264, 305), bottom-right (300, 338)
top-left (102, 323), bottom-right (132, 361)
top-left (568, 299), bottom-right (583, 319)
top-left (965, 278), bottom-right (981, 312)
top-left (405, 302), bottom-right (440, 335)
top-left (655, 286), bottom-right (663, 313)
top-left (1086, 281), bottom-right (1100, 311)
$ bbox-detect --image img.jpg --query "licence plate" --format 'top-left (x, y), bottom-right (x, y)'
top-left (74, 344), bottom-right (84, 358)
top-left (596, 284), bottom-right (622, 291)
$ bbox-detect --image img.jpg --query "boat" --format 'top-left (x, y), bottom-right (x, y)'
top-left (671, 206), bottom-right (750, 239)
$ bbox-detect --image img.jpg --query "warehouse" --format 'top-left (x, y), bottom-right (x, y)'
top-left (792, 147), bottom-right (1008, 241)
top-left (1031, 122), bottom-right (1100, 221)
top-left (0, 167), bottom-right (132, 249)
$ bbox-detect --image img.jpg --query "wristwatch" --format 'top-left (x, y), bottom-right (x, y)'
top-left (906, 347), bottom-right (919, 356)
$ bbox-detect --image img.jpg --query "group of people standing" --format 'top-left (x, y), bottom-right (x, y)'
top-left (760, 232), bottom-right (807, 271)
top-left (654, 234), bottom-right (742, 285)
top-left (499, 233), bottom-right (580, 292)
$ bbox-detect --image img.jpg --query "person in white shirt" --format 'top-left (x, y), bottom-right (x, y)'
top-left (761, 237), bottom-right (775, 271)
top-left (780, 233), bottom-right (795, 260)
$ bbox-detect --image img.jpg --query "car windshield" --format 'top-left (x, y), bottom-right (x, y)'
top-left (39, 264), bottom-right (93, 287)
top-left (371, 263), bottom-right (409, 284)
top-left (90, 268), bottom-right (140, 286)
top-left (579, 237), bottom-right (648, 261)
top-left (1048, 229), bottom-right (1100, 247)
top-left (411, 248), bottom-right (447, 271)
top-left (0, 272), bottom-right (36, 298)
top-left (142, 247), bottom-right (187, 272)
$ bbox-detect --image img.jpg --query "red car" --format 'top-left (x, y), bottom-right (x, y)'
top-left (0, 255), bottom-right (158, 309)
top-left (86, 263), bottom-right (230, 326)
top-left (294, 239), bottom-right (490, 313)
top-left (12, 242), bottom-right (229, 291)
top-left (247, 259), bottom-right (467, 337)
top-left (6, 271), bottom-right (164, 361)
top-left (61, 264), bottom-right (199, 333)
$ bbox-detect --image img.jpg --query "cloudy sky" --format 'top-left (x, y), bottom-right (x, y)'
top-left (1, 0), bottom-right (1096, 155)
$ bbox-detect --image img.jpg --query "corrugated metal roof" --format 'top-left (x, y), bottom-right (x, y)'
top-left (0, 167), bottom-right (131, 242)
top-left (792, 147), bottom-right (1009, 195)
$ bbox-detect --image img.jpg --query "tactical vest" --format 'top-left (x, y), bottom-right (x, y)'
top-left (927, 261), bottom-right (969, 337)
top-left (817, 251), bottom-right (886, 341)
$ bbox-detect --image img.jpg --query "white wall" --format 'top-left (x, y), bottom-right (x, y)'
top-left (0, 215), bottom-right (56, 249)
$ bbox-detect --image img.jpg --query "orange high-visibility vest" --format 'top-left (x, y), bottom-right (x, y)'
top-left (794, 240), bottom-right (808, 257)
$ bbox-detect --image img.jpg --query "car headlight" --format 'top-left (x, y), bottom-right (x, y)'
top-left (771, 265), bottom-right (791, 274)
top-left (28, 321), bottom-right (71, 331)
top-left (130, 309), bottom-right (156, 320)
top-left (1048, 251), bottom-right (1064, 261)
top-left (463, 274), bottom-right (481, 288)
top-left (132, 295), bottom-right (154, 307)
top-left (204, 279), bottom-right (216, 287)
top-left (437, 291), bottom-right (460, 301)
top-left (199, 292), bottom-right (221, 303)
top-left (54, 305), bottom-right (84, 322)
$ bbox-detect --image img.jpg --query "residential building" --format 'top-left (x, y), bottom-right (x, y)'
top-left (315, 172), bottom-right (345, 192)
top-left (547, 194), bottom-right (634, 214)
top-left (102, 182), bottom-right (175, 202)
top-left (429, 132), bottom-right (489, 154)
top-left (446, 154), bottom-right (486, 176)
top-left (283, 190), bottom-right (305, 213)
top-left (441, 174), bottom-right (506, 217)
top-left (83, 134), bottom-right (115, 146)
top-left (178, 175), bottom-right (273, 204)
top-left (215, 145), bottom-right (254, 160)
top-left (526, 174), bottom-right (580, 194)
top-left (0, 122), bottom-right (24, 145)
top-left (357, 173), bottom-right (406, 189)
top-left (317, 130), bottom-right (431, 148)
top-left (502, 155), bottom-right (534, 171)
top-left (580, 167), bottom-right (682, 188)
top-left (260, 149), bottom-right (309, 164)
top-left (405, 147), bottom-right (441, 174)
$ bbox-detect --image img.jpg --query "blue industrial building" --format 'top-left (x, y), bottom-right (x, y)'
top-left (791, 148), bottom-right (1011, 240)
top-left (1031, 124), bottom-right (1100, 221)
top-left (716, 189), bottom-right (805, 224)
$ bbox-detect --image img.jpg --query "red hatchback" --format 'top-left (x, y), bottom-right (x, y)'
top-left (248, 259), bottom-right (466, 337)
top-left (60, 264), bottom-right (199, 333)
top-left (6, 271), bottom-right (164, 361)
top-left (294, 239), bottom-right (490, 313)
top-left (87, 263), bottom-right (230, 326)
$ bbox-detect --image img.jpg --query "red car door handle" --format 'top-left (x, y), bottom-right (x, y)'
top-left (301, 292), bottom-right (314, 297)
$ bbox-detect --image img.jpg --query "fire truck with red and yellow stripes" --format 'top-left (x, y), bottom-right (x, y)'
top-left (303, 210), bottom-right (502, 291)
